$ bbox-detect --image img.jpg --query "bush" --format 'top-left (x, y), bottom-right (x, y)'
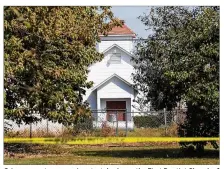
top-left (133, 111), bottom-right (175, 128)
top-left (133, 114), bottom-right (164, 128)
top-left (101, 121), bottom-right (115, 137)
top-left (73, 116), bottom-right (93, 135)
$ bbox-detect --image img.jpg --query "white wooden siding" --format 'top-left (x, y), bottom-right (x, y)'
top-left (86, 90), bottom-right (97, 110)
top-left (98, 39), bottom-right (133, 53)
top-left (87, 47), bottom-right (134, 88)
top-left (97, 76), bottom-right (133, 99)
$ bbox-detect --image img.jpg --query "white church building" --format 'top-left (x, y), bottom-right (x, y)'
top-left (84, 22), bottom-right (139, 129)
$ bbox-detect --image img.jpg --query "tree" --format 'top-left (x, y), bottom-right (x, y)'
top-left (4, 7), bottom-right (121, 125)
top-left (133, 6), bottom-right (219, 149)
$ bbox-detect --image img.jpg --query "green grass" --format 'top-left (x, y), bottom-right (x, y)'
top-left (4, 143), bottom-right (219, 165)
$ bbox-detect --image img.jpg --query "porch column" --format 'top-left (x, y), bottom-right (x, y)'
top-left (97, 89), bottom-right (101, 110)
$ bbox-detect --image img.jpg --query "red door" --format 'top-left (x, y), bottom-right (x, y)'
top-left (106, 101), bottom-right (126, 121)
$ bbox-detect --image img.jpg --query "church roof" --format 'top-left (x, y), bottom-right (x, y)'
top-left (100, 20), bottom-right (136, 37)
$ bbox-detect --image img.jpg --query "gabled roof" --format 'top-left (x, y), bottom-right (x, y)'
top-left (102, 44), bottom-right (134, 57)
top-left (100, 21), bottom-right (136, 37)
top-left (107, 24), bottom-right (136, 37)
top-left (92, 73), bottom-right (133, 91)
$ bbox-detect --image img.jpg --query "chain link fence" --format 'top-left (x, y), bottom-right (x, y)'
top-left (4, 109), bottom-right (187, 138)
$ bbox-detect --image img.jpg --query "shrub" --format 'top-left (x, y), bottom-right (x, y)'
top-left (133, 114), bottom-right (163, 128)
top-left (73, 117), bottom-right (93, 135)
top-left (133, 112), bottom-right (175, 128)
top-left (166, 122), bottom-right (178, 136)
top-left (101, 121), bottom-right (115, 137)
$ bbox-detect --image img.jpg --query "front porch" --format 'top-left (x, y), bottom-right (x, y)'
top-left (91, 108), bottom-right (134, 130)
top-left (92, 98), bottom-right (134, 130)
top-left (87, 73), bottom-right (136, 130)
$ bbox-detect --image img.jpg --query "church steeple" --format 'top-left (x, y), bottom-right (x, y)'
top-left (97, 19), bottom-right (135, 53)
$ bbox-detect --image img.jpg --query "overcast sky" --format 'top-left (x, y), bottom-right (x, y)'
top-left (111, 6), bottom-right (150, 38)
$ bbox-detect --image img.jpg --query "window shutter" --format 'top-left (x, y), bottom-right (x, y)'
top-left (109, 53), bottom-right (121, 64)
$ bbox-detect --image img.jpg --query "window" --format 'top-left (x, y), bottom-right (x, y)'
top-left (109, 53), bottom-right (121, 64)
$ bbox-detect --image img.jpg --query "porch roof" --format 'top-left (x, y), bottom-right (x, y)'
top-left (91, 73), bottom-right (133, 91)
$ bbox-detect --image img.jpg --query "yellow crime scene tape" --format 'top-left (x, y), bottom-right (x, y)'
top-left (4, 137), bottom-right (219, 145)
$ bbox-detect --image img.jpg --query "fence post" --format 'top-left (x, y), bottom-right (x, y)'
top-left (116, 111), bottom-right (118, 136)
top-left (96, 110), bottom-right (98, 129)
top-left (164, 108), bottom-right (167, 136)
top-left (125, 109), bottom-right (128, 137)
top-left (29, 122), bottom-right (32, 138)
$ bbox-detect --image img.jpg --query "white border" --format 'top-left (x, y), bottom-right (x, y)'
top-left (0, 0), bottom-right (222, 6)
top-left (1, 0), bottom-right (222, 169)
